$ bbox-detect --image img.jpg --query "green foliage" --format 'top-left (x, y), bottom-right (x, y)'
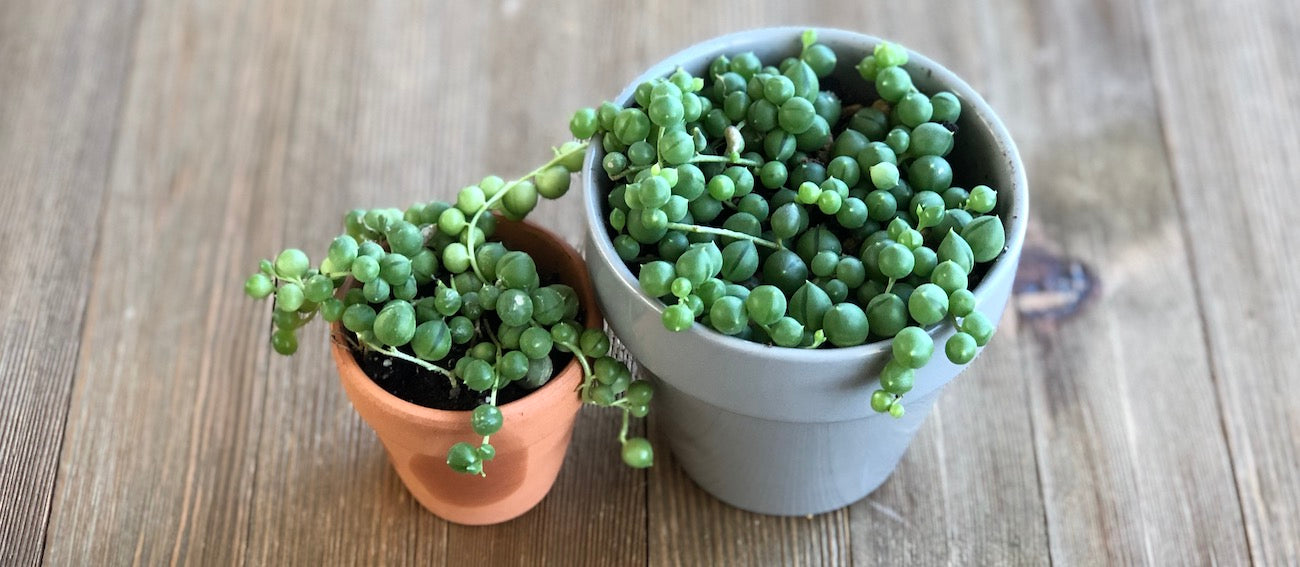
top-left (247, 140), bottom-right (652, 474)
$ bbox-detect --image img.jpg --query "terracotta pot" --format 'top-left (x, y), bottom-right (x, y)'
top-left (332, 219), bottom-right (597, 525)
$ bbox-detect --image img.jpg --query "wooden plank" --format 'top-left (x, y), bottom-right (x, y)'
top-left (41, 0), bottom-right (309, 563)
top-left (0, 1), bottom-right (139, 564)
top-left (647, 412), bottom-right (852, 567)
top-left (953, 0), bottom-right (1249, 564)
top-left (1143, 0), bottom-right (1300, 563)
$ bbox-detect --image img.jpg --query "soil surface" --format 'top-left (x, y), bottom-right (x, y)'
top-left (350, 345), bottom-right (532, 411)
top-left (350, 306), bottom-right (580, 411)
top-left (351, 341), bottom-right (580, 411)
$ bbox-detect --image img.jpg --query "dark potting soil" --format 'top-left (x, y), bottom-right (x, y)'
top-left (350, 344), bottom-right (563, 411)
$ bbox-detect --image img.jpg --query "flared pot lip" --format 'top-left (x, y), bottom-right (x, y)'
top-left (581, 26), bottom-right (1028, 364)
top-left (332, 218), bottom-right (596, 427)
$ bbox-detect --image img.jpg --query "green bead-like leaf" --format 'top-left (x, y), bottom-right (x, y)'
top-left (789, 281), bottom-right (832, 331)
top-left (410, 320), bottom-right (451, 361)
top-left (522, 354), bottom-right (554, 389)
top-left (823, 302), bottom-right (870, 346)
top-left (446, 442), bottom-right (480, 473)
top-left (960, 216), bottom-right (1006, 263)
top-left (471, 404), bottom-right (504, 436)
top-left (720, 240), bottom-right (759, 281)
top-left (938, 230), bottom-right (974, 273)
top-left (639, 261), bottom-right (677, 297)
top-left (373, 300), bottom-right (417, 347)
top-left (529, 286), bottom-right (567, 326)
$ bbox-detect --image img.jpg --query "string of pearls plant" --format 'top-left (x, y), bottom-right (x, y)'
top-left (569, 30), bottom-right (1005, 417)
top-left (245, 141), bottom-right (655, 474)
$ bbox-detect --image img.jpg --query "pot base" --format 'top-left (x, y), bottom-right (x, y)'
top-left (655, 376), bottom-right (945, 516)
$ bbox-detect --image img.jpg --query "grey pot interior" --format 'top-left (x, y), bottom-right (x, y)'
top-left (581, 27), bottom-right (1028, 515)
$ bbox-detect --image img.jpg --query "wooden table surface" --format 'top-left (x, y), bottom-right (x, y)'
top-left (2, 0), bottom-right (1297, 565)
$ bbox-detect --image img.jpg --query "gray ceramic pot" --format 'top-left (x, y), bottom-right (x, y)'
top-left (581, 27), bottom-right (1028, 516)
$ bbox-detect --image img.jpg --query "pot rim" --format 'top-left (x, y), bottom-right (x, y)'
top-left (331, 218), bottom-right (598, 426)
top-left (581, 26), bottom-right (1028, 363)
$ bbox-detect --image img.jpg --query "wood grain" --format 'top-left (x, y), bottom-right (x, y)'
top-left (443, 406), bottom-right (646, 567)
top-left (0, 0), bottom-right (1295, 564)
top-left (42, 0), bottom-right (308, 563)
top-left (0, 1), bottom-right (139, 564)
top-left (984, 0), bottom-right (1251, 564)
top-left (1144, 0), bottom-right (1300, 564)
top-left (646, 405), bottom-right (855, 567)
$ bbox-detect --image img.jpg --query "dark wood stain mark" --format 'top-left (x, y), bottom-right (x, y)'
top-left (1013, 245), bottom-right (1099, 322)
